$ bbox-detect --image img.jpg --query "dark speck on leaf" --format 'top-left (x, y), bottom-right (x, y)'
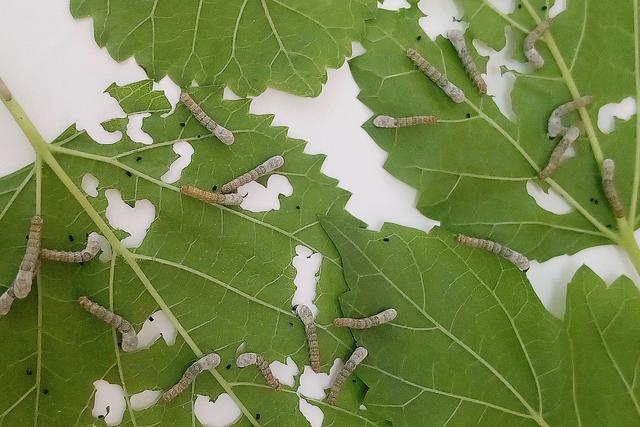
top-left (149, 316), bottom-right (154, 321)
top-left (416, 35), bottom-right (422, 41)
top-left (26, 368), bottom-right (33, 375)
top-left (226, 364), bottom-right (231, 370)
top-left (79, 262), bottom-right (84, 266)
top-left (296, 205), bottom-right (301, 210)
top-left (180, 122), bottom-right (186, 127)
top-left (256, 414), bottom-right (261, 420)
top-left (383, 238), bottom-right (390, 242)
top-left (197, 135), bottom-right (201, 138)
top-left (518, 4), bottom-right (522, 8)
top-left (288, 322), bottom-right (293, 326)
top-left (136, 156), bottom-right (142, 162)
top-left (606, 224), bottom-right (612, 228)
top-left (43, 389), bottom-right (49, 395)
top-left (352, 379), bottom-right (357, 383)
top-left (466, 113), bottom-right (471, 118)
top-left (212, 185), bottom-right (218, 191)
top-left (542, 5), bottom-right (548, 10)
top-left (125, 171), bottom-right (132, 177)
top-left (68, 235), bottom-right (74, 242)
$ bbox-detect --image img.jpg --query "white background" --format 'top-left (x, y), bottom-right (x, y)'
top-left (1, 0), bottom-right (639, 425)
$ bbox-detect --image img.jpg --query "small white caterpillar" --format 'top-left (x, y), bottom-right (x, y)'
top-left (602, 159), bottom-right (625, 218)
top-left (236, 353), bottom-right (281, 390)
top-left (296, 304), bottom-right (321, 373)
top-left (548, 96), bottom-right (593, 137)
top-left (327, 347), bottom-right (368, 405)
top-left (221, 155), bottom-right (285, 194)
top-left (13, 216), bottom-right (43, 299)
top-left (180, 92), bottom-right (234, 145)
top-left (78, 296), bottom-right (138, 352)
top-left (333, 308), bottom-right (397, 329)
top-left (162, 353), bottom-right (221, 401)
top-left (447, 30), bottom-right (487, 94)
top-left (456, 234), bottom-right (530, 272)
top-left (40, 232), bottom-right (102, 263)
top-left (0, 77), bottom-right (12, 101)
top-left (0, 287), bottom-right (16, 317)
top-left (524, 17), bottom-right (555, 69)
top-left (538, 126), bottom-right (580, 180)
top-left (405, 48), bottom-right (465, 103)
top-left (180, 185), bottom-right (243, 206)
top-left (373, 115), bottom-right (437, 128)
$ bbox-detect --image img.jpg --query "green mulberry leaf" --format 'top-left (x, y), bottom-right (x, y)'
top-left (321, 215), bottom-right (640, 426)
top-left (0, 80), bottom-right (381, 426)
top-left (71, 0), bottom-right (375, 96)
top-left (349, 1), bottom-right (640, 269)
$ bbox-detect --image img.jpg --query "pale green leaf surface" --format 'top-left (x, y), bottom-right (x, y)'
top-left (70, 0), bottom-right (374, 97)
top-left (321, 215), bottom-right (640, 426)
top-left (0, 80), bottom-right (382, 426)
top-left (348, 1), bottom-right (640, 262)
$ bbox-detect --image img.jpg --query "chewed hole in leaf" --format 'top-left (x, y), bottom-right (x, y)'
top-left (130, 389), bottom-right (162, 411)
top-left (104, 189), bottom-right (156, 248)
top-left (597, 96), bottom-right (637, 134)
top-left (193, 394), bottom-right (242, 427)
top-left (298, 398), bottom-right (324, 427)
top-left (136, 310), bottom-right (177, 350)
top-left (291, 245), bottom-right (322, 319)
top-left (160, 141), bottom-right (194, 184)
top-left (296, 359), bottom-right (343, 400)
top-left (222, 86), bottom-right (242, 101)
top-left (126, 113), bottom-right (153, 145)
top-left (92, 380), bottom-right (125, 426)
top-left (377, 0), bottom-right (411, 12)
top-left (81, 173), bottom-right (99, 197)
top-left (485, 0), bottom-right (516, 14)
top-left (238, 175), bottom-right (293, 213)
top-left (417, 0), bottom-right (467, 40)
top-left (269, 356), bottom-right (299, 387)
top-left (474, 27), bottom-right (532, 121)
top-left (526, 180), bottom-right (574, 215)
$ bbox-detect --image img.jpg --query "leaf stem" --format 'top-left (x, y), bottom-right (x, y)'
top-left (1, 85), bottom-right (261, 427)
top-left (618, 218), bottom-right (640, 275)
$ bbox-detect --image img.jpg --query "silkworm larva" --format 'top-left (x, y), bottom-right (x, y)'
top-left (236, 353), bottom-right (281, 390)
top-left (0, 77), bottom-right (12, 101)
top-left (180, 185), bottom-right (243, 206)
top-left (602, 159), bottom-right (625, 218)
top-left (0, 287), bottom-right (16, 317)
top-left (327, 347), bottom-right (368, 405)
top-left (447, 30), bottom-right (487, 94)
top-left (13, 216), bottom-right (43, 299)
top-left (296, 304), bottom-right (321, 373)
top-left (405, 48), bottom-right (465, 103)
top-left (524, 17), bottom-right (555, 69)
top-left (333, 308), bottom-right (397, 329)
top-left (40, 232), bottom-right (102, 263)
top-left (373, 115), bottom-right (437, 128)
top-left (180, 92), bottom-right (234, 145)
top-left (456, 234), bottom-right (530, 272)
top-left (78, 296), bottom-right (138, 352)
top-left (538, 126), bottom-right (580, 180)
top-left (162, 353), bottom-right (221, 401)
top-left (548, 96), bottom-right (593, 137)
top-left (221, 155), bottom-right (285, 194)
